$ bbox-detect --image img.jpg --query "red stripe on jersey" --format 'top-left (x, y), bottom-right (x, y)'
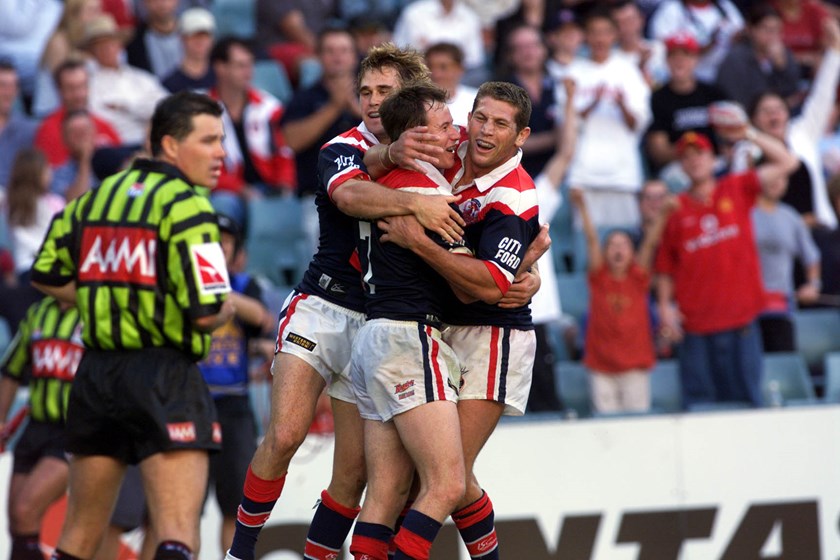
top-left (327, 168), bottom-right (370, 199)
top-left (486, 327), bottom-right (500, 399)
top-left (275, 293), bottom-right (308, 353)
top-left (426, 325), bottom-right (447, 400)
top-left (484, 199), bottom-right (538, 220)
top-left (484, 261), bottom-right (512, 294)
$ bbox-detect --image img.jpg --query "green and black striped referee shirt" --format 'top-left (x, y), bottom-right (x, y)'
top-left (31, 159), bottom-right (231, 361)
top-left (0, 297), bottom-right (83, 423)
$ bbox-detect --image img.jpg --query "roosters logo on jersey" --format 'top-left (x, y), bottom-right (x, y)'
top-left (79, 227), bottom-right (157, 285)
top-left (31, 339), bottom-right (83, 381)
top-left (463, 199), bottom-right (482, 224)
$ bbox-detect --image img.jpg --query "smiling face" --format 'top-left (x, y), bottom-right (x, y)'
top-left (358, 66), bottom-right (401, 141)
top-left (604, 230), bottom-right (634, 273)
top-left (751, 93), bottom-right (789, 140)
top-left (424, 101), bottom-right (460, 170)
top-left (466, 96), bottom-right (530, 176)
top-left (162, 113), bottom-right (226, 188)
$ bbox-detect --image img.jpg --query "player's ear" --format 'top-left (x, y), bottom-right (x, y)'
top-left (515, 126), bottom-right (531, 148)
top-left (160, 134), bottom-right (179, 161)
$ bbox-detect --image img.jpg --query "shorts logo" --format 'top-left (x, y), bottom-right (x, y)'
top-left (167, 422), bottom-right (197, 442)
top-left (285, 332), bottom-right (317, 351)
top-left (462, 199), bottom-right (482, 224)
top-left (212, 422), bottom-right (222, 444)
top-left (395, 380), bottom-right (415, 400)
top-left (79, 226), bottom-right (157, 285)
top-left (190, 242), bottom-right (231, 296)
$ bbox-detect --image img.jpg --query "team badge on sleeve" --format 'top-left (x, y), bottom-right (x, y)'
top-left (190, 242), bottom-right (231, 296)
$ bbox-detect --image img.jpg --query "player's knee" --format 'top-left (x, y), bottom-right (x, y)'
top-left (9, 499), bottom-right (40, 530)
top-left (434, 474), bottom-right (466, 511)
top-left (329, 469), bottom-right (367, 505)
top-left (263, 423), bottom-right (307, 462)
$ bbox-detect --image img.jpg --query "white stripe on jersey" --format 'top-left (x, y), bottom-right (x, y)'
top-left (327, 134), bottom-right (373, 152)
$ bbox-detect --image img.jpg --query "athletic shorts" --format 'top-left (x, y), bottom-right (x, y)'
top-left (351, 319), bottom-right (460, 422)
top-left (208, 395), bottom-right (258, 516)
top-left (443, 325), bottom-right (536, 416)
top-left (65, 347), bottom-right (221, 464)
top-left (274, 291), bottom-right (364, 404)
top-left (110, 465), bottom-right (147, 530)
top-left (13, 420), bottom-right (67, 474)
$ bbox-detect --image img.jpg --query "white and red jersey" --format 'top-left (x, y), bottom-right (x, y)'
top-left (655, 171), bottom-right (764, 334)
top-left (208, 87), bottom-right (296, 193)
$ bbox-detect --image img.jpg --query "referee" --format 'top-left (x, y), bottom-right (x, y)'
top-left (30, 91), bottom-right (235, 560)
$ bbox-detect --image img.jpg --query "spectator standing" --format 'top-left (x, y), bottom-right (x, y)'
top-left (208, 37), bottom-right (297, 226)
top-left (646, 34), bottom-right (727, 180)
top-left (84, 14), bottom-right (169, 146)
top-left (752, 174), bottom-right (821, 352)
top-left (392, 0), bottom-right (485, 83)
top-left (747, 17), bottom-right (840, 229)
top-left (771, 0), bottom-right (832, 75)
top-left (281, 27), bottom-right (361, 257)
top-left (34, 59), bottom-right (122, 169)
top-left (611, 0), bottom-right (668, 88)
top-left (716, 4), bottom-right (801, 109)
top-left (126, 0), bottom-right (184, 80)
top-left (655, 129), bottom-right (799, 408)
top-left (567, 8), bottom-right (651, 230)
top-left (162, 8), bottom-right (217, 93)
top-left (648, 0), bottom-right (745, 83)
top-left (544, 8), bottom-right (584, 84)
top-left (425, 42), bottom-right (477, 127)
top-left (0, 62), bottom-right (38, 188)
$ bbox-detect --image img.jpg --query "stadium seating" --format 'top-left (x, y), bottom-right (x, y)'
top-left (823, 352), bottom-right (840, 403)
top-left (0, 317), bottom-right (10, 356)
top-left (212, 0), bottom-right (256, 39)
top-left (554, 360), bottom-right (591, 418)
top-left (793, 308), bottom-right (840, 378)
top-left (556, 272), bottom-right (589, 324)
top-left (650, 360), bottom-right (682, 413)
top-left (252, 60), bottom-right (293, 105)
top-left (245, 196), bottom-right (308, 288)
top-left (761, 352), bottom-right (817, 405)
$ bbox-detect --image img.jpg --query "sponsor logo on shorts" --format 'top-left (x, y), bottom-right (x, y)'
top-left (285, 332), bottom-right (317, 351)
top-left (395, 380), bottom-right (416, 400)
top-left (167, 422), bottom-right (197, 442)
top-left (212, 422), bottom-right (222, 444)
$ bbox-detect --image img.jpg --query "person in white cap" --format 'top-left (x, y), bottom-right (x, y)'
top-left (163, 8), bottom-right (217, 93)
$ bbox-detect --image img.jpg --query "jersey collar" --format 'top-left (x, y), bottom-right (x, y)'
top-left (452, 142), bottom-right (523, 193)
top-left (132, 158), bottom-right (193, 186)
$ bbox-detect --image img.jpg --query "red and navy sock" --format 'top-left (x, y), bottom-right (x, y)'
top-left (228, 466), bottom-right (286, 560)
top-left (388, 501), bottom-right (414, 559)
top-left (153, 540), bottom-right (193, 560)
top-left (304, 490), bottom-right (360, 559)
top-left (452, 491), bottom-right (499, 560)
top-left (350, 522), bottom-right (393, 560)
top-left (11, 533), bottom-right (42, 560)
top-left (392, 510), bottom-right (442, 560)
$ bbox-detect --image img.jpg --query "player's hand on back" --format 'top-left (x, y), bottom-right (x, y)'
top-left (411, 194), bottom-right (465, 244)
top-left (378, 215), bottom-right (426, 249)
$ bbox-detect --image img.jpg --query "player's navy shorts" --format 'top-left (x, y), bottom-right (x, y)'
top-left (65, 347), bottom-right (221, 464)
top-left (208, 394), bottom-right (257, 516)
top-left (13, 420), bottom-right (67, 474)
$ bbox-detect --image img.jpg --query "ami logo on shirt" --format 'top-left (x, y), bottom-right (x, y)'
top-left (79, 227), bottom-right (157, 285)
top-left (31, 339), bottom-right (83, 381)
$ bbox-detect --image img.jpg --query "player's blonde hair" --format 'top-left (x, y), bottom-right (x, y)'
top-left (357, 42), bottom-right (431, 91)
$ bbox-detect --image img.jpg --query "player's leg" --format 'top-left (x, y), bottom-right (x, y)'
top-left (391, 401), bottom-right (465, 560)
top-left (349, 419), bottom-right (414, 560)
top-left (53, 455), bottom-right (127, 560)
top-left (304, 396), bottom-right (366, 560)
top-left (8, 457), bottom-right (68, 560)
top-left (228, 353), bottom-right (325, 560)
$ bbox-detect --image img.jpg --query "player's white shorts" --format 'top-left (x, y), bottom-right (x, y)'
top-left (443, 325), bottom-right (536, 416)
top-left (273, 291), bottom-right (364, 403)
top-left (351, 319), bottom-right (461, 422)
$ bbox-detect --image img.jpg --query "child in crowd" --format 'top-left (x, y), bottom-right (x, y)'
top-left (570, 187), bottom-right (675, 414)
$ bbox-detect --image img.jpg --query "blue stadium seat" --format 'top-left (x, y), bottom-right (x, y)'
top-left (212, 0), bottom-right (256, 38)
top-left (245, 196), bottom-right (308, 288)
top-left (823, 352), bottom-right (840, 403)
top-left (554, 361), bottom-right (591, 418)
top-left (252, 60), bottom-right (293, 105)
top-left (793, 309), bottom-right (840, 376)
top-left (650, 360), bottom-right (682, 413)
top-left (556, 272), bottom-right (589, 324)
top-left (761, 352), bottom-right (817, 405)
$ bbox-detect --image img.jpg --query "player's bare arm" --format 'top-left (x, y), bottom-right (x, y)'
top-left (364, 125), bottom-right (446, 177)
top-left (194, 297), bottom-right (237, 333)
top-left (31, 280), bottom-right (77, 305)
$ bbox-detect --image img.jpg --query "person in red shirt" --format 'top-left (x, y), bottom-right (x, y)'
top-left (33, 59), bottom-right (121, 168)
top-left (771, 0), bottom-right (832, 73)
top-left (655, 130), bottom-right (799, 408)
top-left (571, 187), bottom-right (674, 414)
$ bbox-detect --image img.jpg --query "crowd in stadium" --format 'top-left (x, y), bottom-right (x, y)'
top-left (1, 0), bottom-right (840, 557)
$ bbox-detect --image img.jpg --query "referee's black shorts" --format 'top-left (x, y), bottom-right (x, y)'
top-left (65, 347), bottom-right (221, 464)
top-left (13, 420), bottom-right (68, 474)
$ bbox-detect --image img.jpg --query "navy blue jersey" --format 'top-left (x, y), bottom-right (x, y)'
top-left (358, 166), bottom-right (467, 326)
top-left (296, 124), bottom-right (377, 313)
top-left (443, 144), bottom-right (540, 329)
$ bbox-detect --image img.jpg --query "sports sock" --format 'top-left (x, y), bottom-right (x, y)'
top-left (388, 501), bottom-right (413, 559)
top-left (227, 466), bottom-right (286, 560)
top-left (349, 522), bottom-right (393, 560)
top-left (153, 540), bottom-right (193, 560)
top-left (452, 491), bottom-right (499, 560)
top-left (50, 549), bottom-right (84, 560)
top-left (11, 533), bottom-right (42, 560)
top-left (304, 490), bottom-right (360, 559)
top-left (392, 510), bottom-right (441, 560)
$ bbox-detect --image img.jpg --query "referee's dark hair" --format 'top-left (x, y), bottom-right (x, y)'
top-left (380, 82), bottom-right (448, 143)
top-left (149, 91), bottom-right (223, 157)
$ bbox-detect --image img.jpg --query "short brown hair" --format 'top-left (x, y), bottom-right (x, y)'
top-left (380, 82), bottom-right (449, 142)
top-left (357, 43), bottom-right (430, 91)
top-left (472, 81), bottom-right (532, 132)
top-left (424, 42), bottom-right (464, 67)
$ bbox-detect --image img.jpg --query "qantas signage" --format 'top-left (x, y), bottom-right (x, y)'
top-left (31, 339), bottom-right (83, 381)
top-left (79, 226), bottom-right (157, 285)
